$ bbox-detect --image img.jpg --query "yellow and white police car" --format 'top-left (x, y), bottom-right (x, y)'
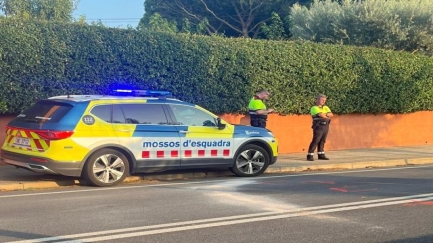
top-left (1, 90), bottom-right (278, 187)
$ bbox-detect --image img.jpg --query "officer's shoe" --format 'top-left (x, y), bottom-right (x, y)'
top-left (307, 155), bottom-right (314, 161)
top-left (318, 154), bottom-right (330, 160)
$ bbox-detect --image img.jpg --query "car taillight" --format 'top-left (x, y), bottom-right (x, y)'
top-left (35, 131), bottom-right (74, 140)
top-left (6, 126), bottom-right (74, 141)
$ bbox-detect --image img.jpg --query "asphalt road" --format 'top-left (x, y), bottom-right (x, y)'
top-left (0, 165), bottom-right (433, 243)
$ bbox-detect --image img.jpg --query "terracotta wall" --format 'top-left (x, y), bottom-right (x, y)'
top-left (0, 112), bottom-right (432, 154)
top-left (0, 115), bottom-right (15, 146)
top-left (221, 111), bottom-right (433, 154)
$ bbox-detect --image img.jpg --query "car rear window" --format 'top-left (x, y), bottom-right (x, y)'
top-left (14, 100), bottom-right (74, 124)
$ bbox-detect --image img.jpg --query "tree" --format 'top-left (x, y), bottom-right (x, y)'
top-left (138, 12), bottom-right (178, 33)
top-left (261, 12), bottom-right (286, 40)
top-left (0, 0), bottom-right (78, 22)
top-left (140, 0), bottom-right (312, 38)
top-left (289, 0), bottom-right (433, 54)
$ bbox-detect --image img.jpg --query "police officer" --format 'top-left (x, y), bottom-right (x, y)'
top-left (248, 90), bottom-right (274, 128)
top-left (307, 94), bottom-right (334, 161)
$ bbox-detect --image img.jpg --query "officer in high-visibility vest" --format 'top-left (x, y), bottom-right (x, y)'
top-left (248, 90), bottom-right (274, 128)
top-left (307, 94), bottom-right (334, 161)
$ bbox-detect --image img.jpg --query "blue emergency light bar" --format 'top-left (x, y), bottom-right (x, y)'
top-left (112, 89), bottom-right (172, 98)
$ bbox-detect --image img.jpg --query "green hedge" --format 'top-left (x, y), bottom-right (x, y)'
top-left (1, 18), bottom-right (433, 115)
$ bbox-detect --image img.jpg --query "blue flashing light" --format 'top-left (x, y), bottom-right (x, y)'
top-left (112, 89), bottom-right (172, 98)
top-left (114, 89), bottom-right (133, 93)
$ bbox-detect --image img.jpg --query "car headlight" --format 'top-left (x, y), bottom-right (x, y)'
top-left (265, 129), bottom-right (275, 137)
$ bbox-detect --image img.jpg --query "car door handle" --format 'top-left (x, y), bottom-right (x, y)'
top-left (179, 130), bottom-right (190, 134)
top-left (117, 129), bottom-right (131, 132)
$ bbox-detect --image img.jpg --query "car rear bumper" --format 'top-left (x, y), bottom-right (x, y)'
top-left (1, 150), bottom-right (82, 177)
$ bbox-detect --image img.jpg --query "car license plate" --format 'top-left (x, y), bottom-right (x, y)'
top-left (14, 137), bottom-right (31, 146)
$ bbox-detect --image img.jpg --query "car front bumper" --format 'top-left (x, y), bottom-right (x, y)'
top-left (270, 156), bottom-right (277, 165)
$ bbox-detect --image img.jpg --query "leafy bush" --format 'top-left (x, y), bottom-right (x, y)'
top-left (289, 0), bottom-right (433, 55)
top-left (0, 18), bottom-right (432, 115)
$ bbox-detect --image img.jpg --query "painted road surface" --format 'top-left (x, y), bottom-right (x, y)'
top-left (0, 165), bottom-right (432, 242)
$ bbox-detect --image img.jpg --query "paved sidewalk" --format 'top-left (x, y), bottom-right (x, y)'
top-left (0, 145), bottom-right (432, 191)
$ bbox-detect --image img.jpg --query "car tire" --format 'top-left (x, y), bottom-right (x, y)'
top-left (230, 144), bottom-right (269, 177)
top-left (83, 148), bottom-right (130, 187)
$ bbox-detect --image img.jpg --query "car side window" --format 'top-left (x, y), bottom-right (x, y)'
top-left (90, 105), bottom-right (111, 123)
top-left (169, 105), bottom-right (216, 127)
top-left (112, 105), bottom-right (125, 124)
top-left (113, 104), bottom-right (169, 125)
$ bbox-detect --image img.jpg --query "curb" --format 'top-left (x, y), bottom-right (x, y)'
top-left (1, 158), bottom-right (432, 192)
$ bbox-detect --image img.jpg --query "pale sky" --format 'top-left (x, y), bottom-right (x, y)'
top-left (73, 0), bottom-right (145, 28)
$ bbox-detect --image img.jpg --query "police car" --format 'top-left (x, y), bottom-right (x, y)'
top-left (1, 90), bottom-right (278, 187)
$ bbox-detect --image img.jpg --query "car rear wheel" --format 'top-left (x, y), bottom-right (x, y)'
top-left (83, 149), bottom-right (130, 187)
top-left (230, 144), bottom-right (269, 177)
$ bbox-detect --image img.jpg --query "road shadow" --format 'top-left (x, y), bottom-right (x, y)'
top-left (0, 229), bottom-right (76, 242)
top-left (383, 234), bottom-right (433, 243)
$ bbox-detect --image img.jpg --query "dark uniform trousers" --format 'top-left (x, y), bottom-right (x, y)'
top-left (250, 114), bottom-right (267, 128)
top-left (308, 120), bottom-right (330, 157)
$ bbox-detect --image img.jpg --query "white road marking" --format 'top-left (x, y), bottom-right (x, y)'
top-left (68, 195), bottom-right (433, 243)
top-left (5, 193), bottom-right (433, 243)
top-left (1, 165), bottom-right (432, 199)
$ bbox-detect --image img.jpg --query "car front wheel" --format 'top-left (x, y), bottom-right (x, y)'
top-left (83, 149), bottom-right (130, 187)
top-left (230, 144), bottom-right (269, 177)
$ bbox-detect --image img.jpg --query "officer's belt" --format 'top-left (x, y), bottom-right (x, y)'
top-left (312, 119), bottom-right (330, 125)
top-left (250, 112), bottom-right (267, 120)
top-left (315, 121), bottom-right (328, 125)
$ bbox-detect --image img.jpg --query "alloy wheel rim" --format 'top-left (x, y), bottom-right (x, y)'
top-left (92, 154), bottom-right (126, 184)
top-left (235, 149), bottom-right (265, 174)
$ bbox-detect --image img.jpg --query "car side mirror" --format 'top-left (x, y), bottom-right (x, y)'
top-left (217, 117), bottom-right (226, 130)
